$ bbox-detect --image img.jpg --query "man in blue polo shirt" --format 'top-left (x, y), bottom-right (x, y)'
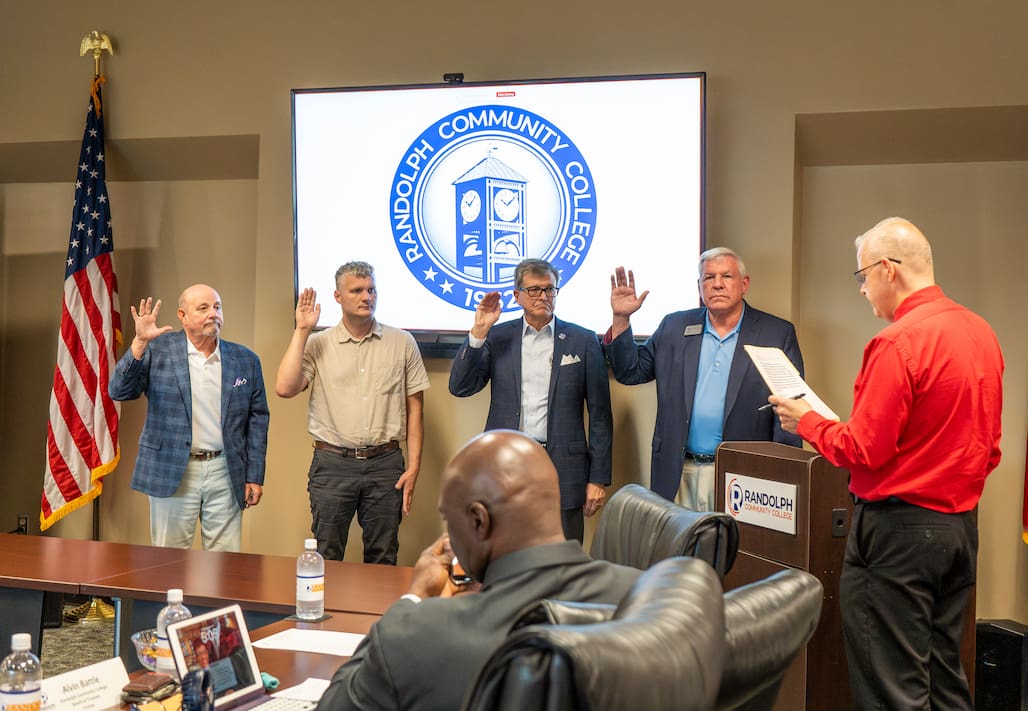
top-left (604, 247), bottom-right (804, 509)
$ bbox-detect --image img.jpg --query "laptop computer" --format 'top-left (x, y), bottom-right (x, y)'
top-left (166, 603), bottom-right (316, 710)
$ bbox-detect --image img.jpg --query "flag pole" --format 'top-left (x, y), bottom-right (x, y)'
top-left (64, 30), bottom-right (118, 625)
top-left (79, 31), bottom-right (114, 79)
top-left (81, 30), bottom-right (114, 545)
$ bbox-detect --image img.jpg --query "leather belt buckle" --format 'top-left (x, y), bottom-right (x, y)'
top-left (314, 440), bottom-right (398, 459)
top-left (190, 449), bottom-right (222, 461)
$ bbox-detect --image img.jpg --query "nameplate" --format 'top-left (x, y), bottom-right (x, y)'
top-left (41, 656), bottom-right (129, 711)
top-left (724, 472), bottom-right (798, 535)
top-left (683, 324), bottom-right (703, 336)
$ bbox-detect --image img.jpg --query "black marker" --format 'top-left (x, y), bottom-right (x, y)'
top-left (758, 393), bottom-right (806, 412)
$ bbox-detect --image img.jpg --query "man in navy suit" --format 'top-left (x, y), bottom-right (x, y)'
top-left (605, 248), bottom-right (803, 509)
top-left (109, 284), bottom-right (269, 551)
top-left (449, 258), bottom-right (612, 542)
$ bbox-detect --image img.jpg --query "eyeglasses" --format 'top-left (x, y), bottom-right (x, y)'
top-left (518, 286), bottom-right (559, 298)
top-left (853, 257), bottom-right (902, 285)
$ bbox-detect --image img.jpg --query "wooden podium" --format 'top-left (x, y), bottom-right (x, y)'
top-left (717, 441), bottom-right (977, 709)
top-left (716, 441), bottom-right (853, 711)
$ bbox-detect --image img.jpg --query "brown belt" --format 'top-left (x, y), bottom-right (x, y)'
top-left (313, 440), bottom-right (400, 460)
top-left (189, 449), bottom-right (223, 460)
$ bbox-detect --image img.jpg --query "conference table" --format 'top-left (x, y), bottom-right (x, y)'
top-left (79, 545), bottom-right (413, 613)
top-left (0, 533), bottom-right (412, 665)
top-left (0, 533), bottom-right (191, 655)
top-left (114, 612), bottom-right (382, 709)
top-left (249, 613), bottom-right (381, 688)
top-left (78, 544), bottom-right (412, 669)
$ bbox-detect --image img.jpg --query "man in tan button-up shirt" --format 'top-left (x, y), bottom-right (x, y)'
top-left (276, 261), bottom-right (430, 564)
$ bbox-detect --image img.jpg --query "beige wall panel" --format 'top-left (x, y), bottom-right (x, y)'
top-left (799, 161), bottom-right (1028, 620)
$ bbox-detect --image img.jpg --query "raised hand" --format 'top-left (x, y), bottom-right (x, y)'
top-left (608, 267), bottom-right (650, 340)
top-left (295, 287), bottom-right (321, 333)
top-left (128, 297), bottom-right (173, 359)
top-left (130, 297), bottom-right (174, 343)
top-left (470, 291), bottom-right (502, 339)
top-left (610, 266), bottom-right (649, 319)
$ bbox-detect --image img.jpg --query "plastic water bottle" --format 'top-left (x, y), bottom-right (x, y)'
top-left (0, 633), bottom-right (41, 711)
top-left (155, 588), bottom-right (191, 676)
top-left (296, 538), bottom-right (325, 620)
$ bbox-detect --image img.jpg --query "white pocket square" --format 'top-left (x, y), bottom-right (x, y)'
top-left (560, 354), bottom-right (582, 366)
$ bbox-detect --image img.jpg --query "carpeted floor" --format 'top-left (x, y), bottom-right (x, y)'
top-left (40, 601), bottom-right (116, 677)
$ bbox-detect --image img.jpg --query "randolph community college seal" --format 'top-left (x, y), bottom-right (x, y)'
top-left (390, 104), bottom-right (597, 311)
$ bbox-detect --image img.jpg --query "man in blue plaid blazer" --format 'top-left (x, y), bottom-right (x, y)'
top-left (109, 284), bottom-right (269, 551)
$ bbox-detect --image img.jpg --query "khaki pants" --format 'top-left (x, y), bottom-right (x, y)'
top-left (674, 459), bottom-right (716, 511)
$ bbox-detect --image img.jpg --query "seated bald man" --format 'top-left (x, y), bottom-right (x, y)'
top-left (315, 430), bottom-right (641, 711)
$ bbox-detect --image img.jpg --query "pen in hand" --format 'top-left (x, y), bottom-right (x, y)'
top-left (758, 393), bottom-right (806, 412)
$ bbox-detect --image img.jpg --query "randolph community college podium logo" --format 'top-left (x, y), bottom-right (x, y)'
top-left (390, 105), bottom-right (597, 311)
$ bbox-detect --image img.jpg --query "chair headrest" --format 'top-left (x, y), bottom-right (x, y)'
top-left (715, 568), bottom-right (824, 710)
top-left (464, 557), bottom-right (725, 711)
top-left (590, 483), bottom-right (739, 576)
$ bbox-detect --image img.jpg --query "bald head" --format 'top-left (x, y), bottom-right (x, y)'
top-left (439, 431), bottom-right (565, 581)
top-left (854, 217), bottom-right (936, 322)
top-left (855, 217), bottom-right (935, 283)
top-left (178, 283), bottom-right (219, 310)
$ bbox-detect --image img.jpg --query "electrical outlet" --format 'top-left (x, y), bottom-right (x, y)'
top-left (831, 508), bottom-right (848, 538)
top-left (17, 515), bottom-right (29, 534)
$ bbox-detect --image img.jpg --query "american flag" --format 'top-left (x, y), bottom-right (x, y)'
top-left (40, 76), bottom-right (122, 530)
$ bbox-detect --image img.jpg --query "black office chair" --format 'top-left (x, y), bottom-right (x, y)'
top-left (462, 556), bottom-right (725, 711)
top-left (590, 483), bottom-right (739, 578)
top-left (715, 568), bottom-right (824, 711)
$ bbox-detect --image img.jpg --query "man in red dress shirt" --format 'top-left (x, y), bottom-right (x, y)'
top-left (772, 217), bottom-right (1004, 710)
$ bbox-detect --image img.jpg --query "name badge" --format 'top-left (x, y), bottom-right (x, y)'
top-left (683, 324), bottom-right (703, 336)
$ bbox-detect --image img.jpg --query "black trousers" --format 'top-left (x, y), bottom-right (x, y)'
top-left (841, 500), bottom-right (977, 710)
top-left (307, 448), bottom-right (404, 565)
top-left (561, 507), bottom-right (585, 544)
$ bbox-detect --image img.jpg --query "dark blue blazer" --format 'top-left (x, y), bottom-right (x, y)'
top-left (449, 317), bottom-right (613, 509)
top-left (109, 331), bottom-right (269, 508)
top-left (605, 302), bottom-right (803, 501)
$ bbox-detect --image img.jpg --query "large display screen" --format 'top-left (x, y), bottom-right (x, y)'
top-left (292, 72), bottom-right (704, 348)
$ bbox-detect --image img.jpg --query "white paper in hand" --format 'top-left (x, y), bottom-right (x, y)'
top-left (744, 345), bottom-right (839, 420)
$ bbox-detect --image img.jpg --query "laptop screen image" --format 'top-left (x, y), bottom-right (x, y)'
top-left (166, 604), bottom-right (265, 709)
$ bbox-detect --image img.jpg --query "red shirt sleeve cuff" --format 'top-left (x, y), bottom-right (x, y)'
top-left (796, 410), bottom-right (825, 440)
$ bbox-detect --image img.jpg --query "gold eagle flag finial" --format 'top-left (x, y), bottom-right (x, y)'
top-left (79, 31), bottom-right (114, 77)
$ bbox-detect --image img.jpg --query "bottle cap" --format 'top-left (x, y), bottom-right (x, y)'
top-left (304, 538), bottom-right (317, 550)
top-left (167, 588), bottom-right (184, 603)
top-left (11, 633), bottom-right (31, 651)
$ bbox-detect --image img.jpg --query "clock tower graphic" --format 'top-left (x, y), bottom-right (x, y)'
top-left (453, 154), bottom-right (527, 283)
top-left (390, 104), bottom-right (597, 311)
